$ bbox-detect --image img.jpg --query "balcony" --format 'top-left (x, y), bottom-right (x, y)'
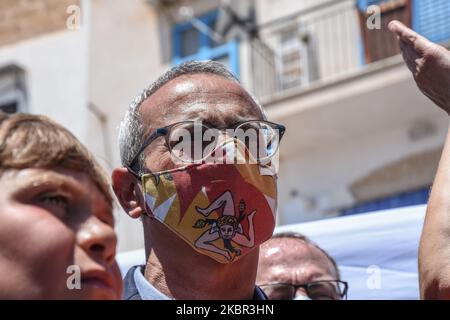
top-left (250, 0), bottom-right (450, 103)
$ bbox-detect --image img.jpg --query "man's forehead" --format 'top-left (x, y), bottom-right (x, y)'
top-left (261, 239), bottom-right (331, 266)
top-left (262, 239), bottom-right (312, 260)
top-left (260, 238), bottom-right (337, 277)
top-left (151, 73), bottom-right (246, 101)
top-left (138, 74), bottom-right (261, 128)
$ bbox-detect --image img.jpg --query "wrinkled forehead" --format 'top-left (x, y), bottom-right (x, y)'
top-left (139, 74), bottom-right (264, 132)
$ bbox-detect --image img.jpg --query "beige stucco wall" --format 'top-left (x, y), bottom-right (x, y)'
top-left (0, 0), bottom-right (88, 144)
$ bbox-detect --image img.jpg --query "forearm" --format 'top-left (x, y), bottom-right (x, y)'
top-left (387, 19), bottom-right (450, 299)
top-left (419, 126), bottom-right (450, 299)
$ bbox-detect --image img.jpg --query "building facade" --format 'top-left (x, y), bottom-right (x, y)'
top-left (1, 0), bottom-right (449, 251)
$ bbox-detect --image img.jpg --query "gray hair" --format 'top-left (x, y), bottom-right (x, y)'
top-left (118, 60), bottom-right (266, 174)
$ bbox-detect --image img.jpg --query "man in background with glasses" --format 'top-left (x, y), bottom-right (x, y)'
top-left (112, 61), bottom-right (285, 300)
top-left (257, 232), bottom-right (347, 300)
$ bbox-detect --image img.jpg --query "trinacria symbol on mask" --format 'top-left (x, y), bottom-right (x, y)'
top-left (193, 191), bottom-right (257, 261)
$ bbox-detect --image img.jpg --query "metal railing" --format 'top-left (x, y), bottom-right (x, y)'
top-left (250, 0), bottom-right (416, 101)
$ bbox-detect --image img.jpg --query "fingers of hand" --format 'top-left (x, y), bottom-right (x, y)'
top-left (400, 39), bottom-right (422, 75)
top-left (389, 20), bottom-right (431, 55)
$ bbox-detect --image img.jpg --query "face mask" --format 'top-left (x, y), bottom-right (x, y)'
top-left (141, 139), bottom-right (278, 263)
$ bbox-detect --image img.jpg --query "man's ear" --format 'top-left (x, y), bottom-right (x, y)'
top-left (112, 167), bottom-right (145, 219)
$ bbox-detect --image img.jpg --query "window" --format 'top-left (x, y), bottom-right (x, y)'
top-left (413, 0), bottom-right (450, 44)
top-left (173, 10), bottom-right (219, 59)
top-left (0, 66), bottom-right (27, 114)
top-left (172, 10), bottom-right (240, 78)
top-left (277, 27), bottom-right (303, 90)
top-left (275, 24), bottom-right (316, 91)
top-left (179, 27), bottom-right (201, 57)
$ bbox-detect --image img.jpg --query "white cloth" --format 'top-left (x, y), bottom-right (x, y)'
top-left (276, 205), bottom-right (425, 300)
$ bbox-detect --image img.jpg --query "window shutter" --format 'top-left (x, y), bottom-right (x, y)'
top-left (413, 0), bottom-right (450, 44)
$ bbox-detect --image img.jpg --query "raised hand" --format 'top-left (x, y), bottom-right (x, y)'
top-left (388, 20), bottom-right (450, 114)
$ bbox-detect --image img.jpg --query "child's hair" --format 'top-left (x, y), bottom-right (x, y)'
top-left (0, 112), bottom-right (112, 205)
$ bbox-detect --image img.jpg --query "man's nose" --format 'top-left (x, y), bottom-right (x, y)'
top-left (77, 217), bottom-right (117, 265)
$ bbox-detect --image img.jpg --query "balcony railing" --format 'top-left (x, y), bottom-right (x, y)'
top-left (250, 0), bottom-right (450, 102)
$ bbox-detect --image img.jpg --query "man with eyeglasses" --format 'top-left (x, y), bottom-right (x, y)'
top-left (112, 61), bottom-right (285, 300)
top-left (257, 232), bottom-right (347, 300)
